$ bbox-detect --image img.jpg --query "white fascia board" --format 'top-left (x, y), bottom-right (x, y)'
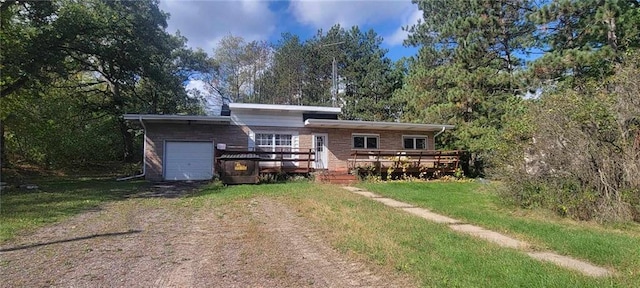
top-left (228, 103), bottom-right (341, 114)
top-left (123, 114), bottom-right (231, 123)
top-left (304, 119), bottom-right (455, 131)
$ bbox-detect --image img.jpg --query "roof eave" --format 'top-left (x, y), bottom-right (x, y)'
top-left (228, 103), bottom-right (341, 114)
top-left (123, 114), bottom-right (231, 124)
top-left (304, 119), bottom-right (454, 131)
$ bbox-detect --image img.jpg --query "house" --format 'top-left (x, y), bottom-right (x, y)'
top-left (123, 103), bottom-right (457, 181)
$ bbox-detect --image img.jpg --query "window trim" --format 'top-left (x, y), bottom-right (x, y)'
top-left (402, 135), bottom-right (428, 150)
top-left (254, 131), bottom-right (297, 159)
top-left (352, 133), bottom-right (380, 149)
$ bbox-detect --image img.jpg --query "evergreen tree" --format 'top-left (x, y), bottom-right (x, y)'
top-left (530, 0), bottom-right (640, 85)
top-left (340, 27), bottom-right (402, 121)
top-left (398, 0), bottom-right (536, 174)
top-left (258, 25), bottom-right (401, 121)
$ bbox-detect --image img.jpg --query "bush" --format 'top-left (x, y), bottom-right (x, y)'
top-left (497, 54), bottom-right (640, 223)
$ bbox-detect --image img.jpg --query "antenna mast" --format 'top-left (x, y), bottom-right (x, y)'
top-left (320, 41), bottom-right (344, 107)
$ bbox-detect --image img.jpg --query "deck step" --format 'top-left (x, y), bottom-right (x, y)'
top-left (316, 171), bottom-right (358, 184)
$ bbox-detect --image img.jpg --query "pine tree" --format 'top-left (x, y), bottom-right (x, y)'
top-left (398, 0), bottom-right (536, 174)
top-left (530, 0), bottom-right (640, 85)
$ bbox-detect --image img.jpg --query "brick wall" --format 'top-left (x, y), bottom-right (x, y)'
top-left (144, 122), bottom-right (437, 180)
top-left (144, 123), bottom-right (244, 181)
top-left (304, 128), bottom-right (436, 172)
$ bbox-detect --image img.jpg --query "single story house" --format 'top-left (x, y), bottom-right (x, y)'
top-left (123, 103), bottom-right (455, 181)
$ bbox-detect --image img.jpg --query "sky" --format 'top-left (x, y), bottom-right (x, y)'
top-left (158, 0), bottom-right (422, 61)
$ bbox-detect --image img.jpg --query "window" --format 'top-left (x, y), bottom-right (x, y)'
top-left (403, 136), bottom-right (427, 150)
top-left (352, 134), bottom-right (379, 149)
top-left (256, 133), bottom-right (294, 158)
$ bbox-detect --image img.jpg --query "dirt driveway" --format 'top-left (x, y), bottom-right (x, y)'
top-left (0, 186), bottom-right (414, 287)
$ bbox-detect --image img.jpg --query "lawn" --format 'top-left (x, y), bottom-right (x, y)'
top-left (194, 182), bottom-right (637, 287)
top-left (3, 177), bottom-right (639, 287)
top-left (0, 177), bottom-right (146, 242)
top-left (359, 181), bottom-right (640, 285)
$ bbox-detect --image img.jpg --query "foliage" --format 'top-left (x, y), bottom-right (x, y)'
top-left (256, 25), bottom-right (402, 121)
top-left (254, 33), bottom-right (306, 105)
top-left (1, 0), bottom-right (208, 167)
top-left (1, 82), bottom-right (125, 168)
top-left (397, 0), bottom-right (640, 223)
top-left (207, 35), bottom-right (271, 103)
top-left (397, 0), bottom-right (536, 176)
top-left (494, 0), bottom-right (640, 222)
top-left (529, 0), bottom-right (640, 84)
top-left (498, 54), bottom-right (640, 222)
top-left (338, 26), bottom-right (404, 121)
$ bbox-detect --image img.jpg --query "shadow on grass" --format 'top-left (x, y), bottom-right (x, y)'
top-left (1, 177), bottom-right (147, 242)
top-left (0, 230), bottom-right (142, 252)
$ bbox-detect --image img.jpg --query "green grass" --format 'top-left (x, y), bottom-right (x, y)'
top-left (3, 177), bottom-right (639, 286)
top-left (267, 183), bottom-right (627, 286)
top-left (189, 182), bottom-right (632, 287)
top-left (359, 181), bottom-right (640, 285)
top-left (0, 177), bottom-right (145, 242)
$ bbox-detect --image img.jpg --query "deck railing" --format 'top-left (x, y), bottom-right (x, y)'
top-left (216, 148), bottom-right (316, 173)
top-left (348, 149), bottom-right (462, 176)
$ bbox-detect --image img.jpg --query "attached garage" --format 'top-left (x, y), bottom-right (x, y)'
top-left (164, 141), bottom-right (214, 180)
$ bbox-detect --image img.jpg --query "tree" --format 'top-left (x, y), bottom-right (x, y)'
top-left (207, 35), bottom-right (271, 103)
top-left (340, 26), bottom-right (402, 121)
top-left (1, 0), bottom-right (208, 166)
top-left (257, 25), bottom-right (402, 120)
top-left (398, 0), bottom-right (536, 175)
top-left (529, 0), bottom-right (640, 84)
top-left (498, 52), bottom-right (640, 222)
top-left (254, 33), bottom-right (306, 104)
top-left (244, 40), bottom-right (272, 99)
top-left (1, 77), bottom-right (124, 168)
top-left (494, 1), bottom-right (640, 222)
top-left (1, 1), bottom-right (68, 97)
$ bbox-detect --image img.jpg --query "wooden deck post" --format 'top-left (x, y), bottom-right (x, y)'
top-left (307, 148), bottom-right (312, 173)
top-left (377, 150), bottom-right (381, 175)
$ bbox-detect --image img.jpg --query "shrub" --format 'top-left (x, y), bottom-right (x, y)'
top-left (497, 54), bottom-right (640, 223)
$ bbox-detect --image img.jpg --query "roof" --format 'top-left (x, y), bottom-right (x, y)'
top-left (123, 114), bottom-right (230, 124)
top-left (228, 103), bottom-right (341, 114)
top-left (304, 119), bottom-right (455, 132)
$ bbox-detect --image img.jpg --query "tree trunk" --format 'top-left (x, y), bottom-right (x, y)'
top-left (118, 118), bottom-right (134, 162)
top-left (105, 77), bottom-right (134, 162)
top-left (0, 119), bottom-right (5, 168)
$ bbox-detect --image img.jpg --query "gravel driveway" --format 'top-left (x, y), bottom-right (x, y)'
top-left (1, 188), bottom-right (414, 287)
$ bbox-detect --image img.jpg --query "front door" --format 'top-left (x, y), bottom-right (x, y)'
top-left (313, 134), bottom-right (328, 169)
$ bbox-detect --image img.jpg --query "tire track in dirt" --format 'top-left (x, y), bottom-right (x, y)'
top-left (1, 196), bottom-right (415, 287)
top-left (245, 198), bottom-right (415, 287)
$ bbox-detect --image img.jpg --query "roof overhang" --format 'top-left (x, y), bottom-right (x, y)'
top-left (123, 114), bottom-right (231, 125)
top-left (304, 119), bottom-right (455, 132)
top-left (229, 103), bottom-right (341, 114)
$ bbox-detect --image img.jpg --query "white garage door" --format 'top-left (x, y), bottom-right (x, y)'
top-left (164, 141), bottom-right (214, 180)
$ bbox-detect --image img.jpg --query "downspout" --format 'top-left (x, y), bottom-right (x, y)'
top-left (434, 126), bottom-right (446, 138)
top-left (117, 116), bottom-right (146, 181)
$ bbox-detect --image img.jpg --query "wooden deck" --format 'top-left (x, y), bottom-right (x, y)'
top-left (348, 149), bottom-right (461, 178)
top-left (216, 148), bottom-right (462, 180)
top-left (216, 148), bottom-right (316, 174)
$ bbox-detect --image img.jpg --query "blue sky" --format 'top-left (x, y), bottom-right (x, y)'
top-left (159, 0), bottom-right (421, 61)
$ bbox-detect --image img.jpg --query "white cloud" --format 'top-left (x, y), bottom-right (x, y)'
top-left (288, 0), bottom-right (419, 47)
top-left (159, 0), bottom-right (277, 52)
top-left (386, 5), bottom-right (421, 46)
top-left (288, 0), bottom-right (412, 29)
